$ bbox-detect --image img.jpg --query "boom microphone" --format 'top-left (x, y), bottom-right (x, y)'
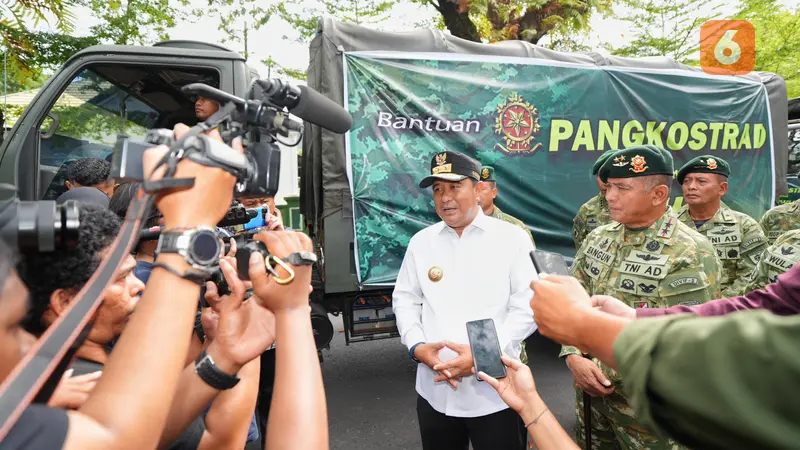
top-left (256, 79), bottom-right (353, 134)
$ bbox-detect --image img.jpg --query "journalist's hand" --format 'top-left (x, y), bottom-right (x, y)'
top-left (479, 355), bottom-right (539, 415)
top-left (433, 341), bottom-right (475, 381)
top-left (47, 369), bottom-right (102, 410)
top-left (414, 342), bottom-right (458, 389)
top-left (565, 355), bottom-right (614, 397)
top-left (529, 275), bottom-right (592, 346)
top-left (248, 231), bottom-right (313, 312)
top-left (591, 295), bottom-right (636, 319)
top-left (205, 259), bottom-right (276, 374)
top-left (265, 212), bottom-right (284, 231)
top-left (142, 124), bottom-right (242, 229)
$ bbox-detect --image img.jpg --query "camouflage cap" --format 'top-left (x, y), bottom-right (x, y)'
top-left (591, 150), bottom-right (619, 176)
top-left (676, 155), bottom-right (731, 184)
top-left (419, 151), bottom-right (481, 188)
top-left (598, 145), bottom-right (674, 182)
top-left (480, 166), bottom-right (496, 182)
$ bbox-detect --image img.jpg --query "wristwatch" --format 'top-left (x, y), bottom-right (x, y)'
top-left (156, 226), bottom-right (221, 271)
top-left (194, 350), bottom-right (240, 390)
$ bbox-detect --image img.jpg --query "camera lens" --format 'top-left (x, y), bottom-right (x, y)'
top-left (0, 199), bottom-right (79, 252)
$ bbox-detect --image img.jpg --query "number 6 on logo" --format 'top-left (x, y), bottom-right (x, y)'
top-left (700, 20), bottom-right (755, 75)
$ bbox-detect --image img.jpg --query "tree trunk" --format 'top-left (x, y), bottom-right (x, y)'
top-left (437, 0), bottom-right (481, 42)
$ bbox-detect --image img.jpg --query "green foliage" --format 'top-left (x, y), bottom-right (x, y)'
top-left (732, 0), bottom-right (800, 98)
top-left (607, 0), bottom-right (723, 63)
top-left (277, 0), bottom-right (399, 42)
top-left (409, 0), bottom-right (612, 45)
top-left (262, 56), bottom-right (307, 81)
top-left (77, 0), bottom-right (181, 45)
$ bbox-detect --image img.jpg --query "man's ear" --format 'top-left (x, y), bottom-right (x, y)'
top-left (719, 180), bottom-right (729, 197)
top-left (652, 185), bottom-right (670, 205)
top-left (49, 289), bottom-right (74, 317)
top-left (65, 180), bottom-right (73, 190)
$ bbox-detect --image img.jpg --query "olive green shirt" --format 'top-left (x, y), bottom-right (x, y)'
top-left (745, 228), bottom-right (800, 292)
top-left (676, 202), bottom-right (767, 297)
top-left (758, 199), bottom-right (800, 244)
top-left (572, 193), bottom-right (612, 249)
top-left (489, 206), bottom-right (535, 247)
top-left (615, 310), bottom-right (800, 449)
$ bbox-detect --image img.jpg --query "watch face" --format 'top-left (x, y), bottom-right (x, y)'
top-left (191, 231), bottom-right (221, 265)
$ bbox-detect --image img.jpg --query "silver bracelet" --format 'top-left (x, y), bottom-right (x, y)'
top-left (524, 407), bottom-right (549, 428)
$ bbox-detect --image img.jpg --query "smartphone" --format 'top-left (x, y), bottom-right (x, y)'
top-left (466, 319), bottom-right (506, 381)
top-left (530, 249), bottom-right (571, 276)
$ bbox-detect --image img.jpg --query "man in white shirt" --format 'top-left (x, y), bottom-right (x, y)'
top-left (393, 151), bottom-right (538, 450)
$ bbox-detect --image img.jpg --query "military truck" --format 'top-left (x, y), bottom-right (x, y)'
top-left (300, 18), bottom-right (789, 350)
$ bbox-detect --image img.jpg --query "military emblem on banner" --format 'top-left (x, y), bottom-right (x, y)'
top-left (493, 92), bottom-right (542, 154)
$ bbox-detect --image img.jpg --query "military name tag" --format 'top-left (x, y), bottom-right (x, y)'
top-left (768, 231), bottom-right (783, 241)
top-left (618, 261), bottom-right (668, 280)
top-left (585, 245), bottom-right (614, 265)
top-left (708, 227), bottom-right (742, 245)
top-left (428, 266), bottom-right (443, 282)
top-left (763, 248), bottom-right (800, 272)
top-left (625, 251), bottom-right (669, 266)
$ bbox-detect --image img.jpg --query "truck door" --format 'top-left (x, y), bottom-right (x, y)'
top-left (0, 51), bottom-right (234, 201)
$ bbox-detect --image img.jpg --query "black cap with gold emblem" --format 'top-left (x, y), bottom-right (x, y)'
top-left (419, 151), bottom-right (482, 188)
top-left (598, 145), bottom-right (674, 183)
top-left (676, 155), bottom-right (731, 184)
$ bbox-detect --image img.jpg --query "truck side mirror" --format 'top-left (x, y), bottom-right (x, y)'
top-left (40, 112), bottom-right (60, 140)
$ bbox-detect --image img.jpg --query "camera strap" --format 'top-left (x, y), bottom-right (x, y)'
top-left (0, 191), bottom-right (151, 440)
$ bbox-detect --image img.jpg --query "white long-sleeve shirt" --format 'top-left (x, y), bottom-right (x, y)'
top-left (392, 209), bottom-right (538, 418)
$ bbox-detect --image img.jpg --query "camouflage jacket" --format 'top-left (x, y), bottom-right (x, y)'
top-left (490, 206), bottom-right (535, 247)
top-left (745, 228), bottom-right (800, 291)
top-left (676, 202), bottom-right (768, 297)
top-left (561, 209), bottom-right (722, 388)
top-left (759, 200), bottom-right (800, 244)
top-left (572, 193), bottom-right (612, 249)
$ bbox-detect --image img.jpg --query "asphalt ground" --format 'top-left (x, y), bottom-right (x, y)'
top-left (321, 315), bottom-right (576, 450)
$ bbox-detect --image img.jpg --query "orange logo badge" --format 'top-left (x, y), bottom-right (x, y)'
top-left (705, 158), bottom-right (718, 170)
top-left (700, 20), bottom-right (755, 75)
top-left (630, 155), bottom-right (648, 173)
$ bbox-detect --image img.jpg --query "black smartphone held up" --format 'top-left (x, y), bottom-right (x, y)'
top-left (530, 249), bottom-right (571, 276)
top-left (466, 319), bottom-right (506, 381)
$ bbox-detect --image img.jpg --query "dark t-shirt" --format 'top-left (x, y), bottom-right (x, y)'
top-left (0, 405), bottom-right (68, 450)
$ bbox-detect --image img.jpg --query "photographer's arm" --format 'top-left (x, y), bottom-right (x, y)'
top-left (198, 358), bottom-right (260, 450)
top-left (60, 127), bottom-right (241, 450)
top-left (249, 233), bottom-right (328, 450)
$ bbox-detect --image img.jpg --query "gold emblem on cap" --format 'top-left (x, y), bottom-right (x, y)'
top-left (705, 158), bottom-right (718, 170)
top-left (630, 155), bottom-right (648, 173)
top-left (481, 168), bottom-right (490, 179)
top-left (428, 266), bottom-right (443, 282)
top-left (435, 153), bottom-right (447, 166)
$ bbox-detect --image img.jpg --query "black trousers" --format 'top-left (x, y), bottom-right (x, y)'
top-left (416, 395), bottom-right (527, 450)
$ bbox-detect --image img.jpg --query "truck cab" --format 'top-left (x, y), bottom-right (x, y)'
top-left (0, 40), bottom-right (256, 202)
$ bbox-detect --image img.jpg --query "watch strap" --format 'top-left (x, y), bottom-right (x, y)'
top-left (194, 350), bottom-right (240, 390)
top-left (152, 262), bottom-right (211, 285)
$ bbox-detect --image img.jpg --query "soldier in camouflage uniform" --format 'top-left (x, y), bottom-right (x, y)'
top-left (560, 145), bottom-right (722, 450)
top-left (477, 165), bottom-right (532, 367)
top-left (675, 155), bottom-right (768, 297)
top-left (745, 228), bottom-right (800, 291)
top-left (573, 151), bottom-right (618, 249)
top-left (759, 199), bottom-right (800, 244)
top-left (478, 166), bottom-right (536, 246)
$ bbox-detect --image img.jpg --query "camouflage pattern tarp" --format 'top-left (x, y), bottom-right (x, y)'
top-left (344, 52), bottom-right (774, 285)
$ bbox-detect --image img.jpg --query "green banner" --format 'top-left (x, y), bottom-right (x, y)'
top-left (344, 52), bottom-right (774, 286)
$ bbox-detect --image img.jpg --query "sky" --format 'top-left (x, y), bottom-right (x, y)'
top-left (34, 0), bottom-right (800, 84)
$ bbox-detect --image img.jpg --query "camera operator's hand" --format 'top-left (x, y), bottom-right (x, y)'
top-left (248, 231), bottom-right (313, 312)
top-left (205, 259), bottom-right (276, 372)
top-left (47, 369), bottom-right (102, 410)
top-left (143, 124), bottom-right (242, 228)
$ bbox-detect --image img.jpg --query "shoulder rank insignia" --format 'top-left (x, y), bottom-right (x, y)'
top-left (659, 217), bottom-right (676, 238)
top-left (428, 266), bottom-right (443, 282)
top-left (612, 155), bottom-right (629, 167)
top-left (630, 155), bottom-right (648, 173)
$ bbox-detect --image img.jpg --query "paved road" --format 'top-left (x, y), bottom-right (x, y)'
top-left (321, 315), bottom-right (576, 450)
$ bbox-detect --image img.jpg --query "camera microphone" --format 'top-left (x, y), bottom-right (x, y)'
top-left (256, 79), bottom-right (353, 134)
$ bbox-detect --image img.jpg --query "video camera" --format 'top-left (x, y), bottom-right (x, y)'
top-left (111, 77), bottom-right (352, 200)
